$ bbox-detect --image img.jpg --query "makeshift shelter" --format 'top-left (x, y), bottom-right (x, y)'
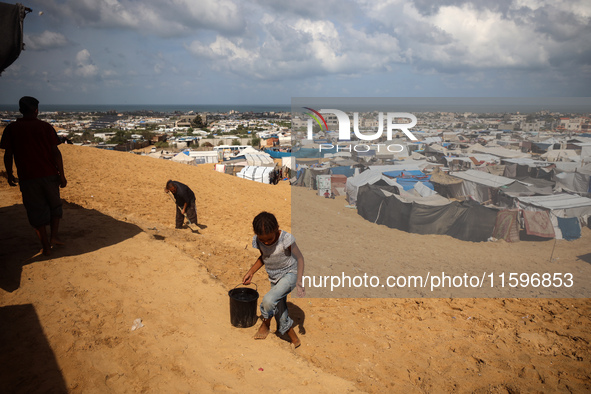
top-left (186, 150), bottom-right (218, 164)
top-left (356, 184), bottom-right (497, 242)
top-left (449, 169), bottom-right (515, 203)
top-left (282, 156), bottom-right (295, 170)
top-left (502, 158), bottom-right (552, 179)
top-left (345, 165), bottom-right (420, 206)
top-left (172, 152), bottom-right (196, 164)
top-left (329, 165), bottom-right (357, 178)
top-left (498, 177), bottom-right (555, 201)
top-left (236, 166), bottom-right (274, 184)
top-left (516, 194), bottom-right (591, 219)
top-left (469, 145), bottom-right (531, 159)
top-left (224, 151), bottom-right (274, 167)
top-left (429, 168), bottom-right (464, 199)
top-left (553, 163), bottom-right (591, 195)
top-left (541, 149), bottom-right (580, 162)
top-left (516, 193), bottom-right (591, 239)
top-left (292, 167), bottom-right (331, 189)
top-left (0, 2), bottom-right (28, 74)
top-left (382, 169), bottom-right (436, 197)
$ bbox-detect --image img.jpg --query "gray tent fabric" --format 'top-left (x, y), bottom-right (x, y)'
top-left (356, 185), bottom-right (498, 242)
top-left (500, 177), bottom-right (555, 197)
top-left (356, 184), bottom-right (401, 224)
top-left (445, 200), bottom-right (498, 241)
top-left (0, 2), bottom-right (27, 75)
top-left (407, 199), bottom-right (498, 241)
top-left (377, 193), bottom-right (412, 232)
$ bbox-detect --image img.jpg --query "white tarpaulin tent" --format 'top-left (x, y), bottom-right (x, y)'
top-left (237, 166), bottom-right (274, 183)
top-left (172, 152), bottom-right (195, 164)
top-left (469, 145), bottom-right (531, 159)
top-left (517, 193), bottom-right (591, 218)
top-left (577, 143), bottom-right (591, 163)
top-left (450, 169), bottom-right (515, 203)
top-left (450, 169), bottom-right (515, 188)
top-left (245, 153), bottom-right (274, 166)
top-left (345, 164), bottom-right (420, 206)
top-left (187, 150), bottom-right (219, 164)
top-left (282, 156), bottom-right (295, 170)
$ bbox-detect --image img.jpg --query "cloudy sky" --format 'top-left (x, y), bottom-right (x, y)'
top-left (1, 0), bottom-right (590, 105)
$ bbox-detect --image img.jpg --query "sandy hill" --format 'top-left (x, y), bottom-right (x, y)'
top-left (1, 142), bottom-right (590, 393)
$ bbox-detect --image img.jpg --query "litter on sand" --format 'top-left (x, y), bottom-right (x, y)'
top-left (131, 318), bottom-right (144, 331)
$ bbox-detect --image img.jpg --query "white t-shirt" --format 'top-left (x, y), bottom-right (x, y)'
top-left (252, 230), bottom-right (297, 284)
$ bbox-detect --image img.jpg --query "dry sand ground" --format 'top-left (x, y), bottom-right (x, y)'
top-left (1, 139), bottom-right (590, 393)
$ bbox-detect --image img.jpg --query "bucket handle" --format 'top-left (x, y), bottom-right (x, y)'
top-left (234, 282), bottom-right (257, 292)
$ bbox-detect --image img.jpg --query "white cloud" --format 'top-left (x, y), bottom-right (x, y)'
top-left (25, 31), bottom-right (69, 50)
top-left (74, 49), bottom-right (99, 77)
top-left (186, 16), bottom-right (404, 80)
top-left (40, 0), bottom-right (246, 37)
top-left (362, 0), bottom-right (590, 73)
top-left (426, 4), bottom-right (549, 68)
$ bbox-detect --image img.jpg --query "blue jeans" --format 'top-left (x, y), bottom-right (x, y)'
top-left (260, 272), bottom-right (297, 335)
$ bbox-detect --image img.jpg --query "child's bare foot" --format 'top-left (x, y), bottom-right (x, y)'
top-left (287, 328), bottom-right (301, 348)
top-left (254, 319), bottom-right (270, 340)
top-left (51, 237), bottom-right (65, 246)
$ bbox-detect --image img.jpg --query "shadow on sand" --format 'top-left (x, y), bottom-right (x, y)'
top-left (0, 201), bottom-right (142, 292)
top-left (0, 304), bottom-right (68, 392)
top-left (577, 252), bottom-right (591, 264)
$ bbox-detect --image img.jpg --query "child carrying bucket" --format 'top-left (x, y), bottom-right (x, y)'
top-left (242, 211), bottom-right (305, 348)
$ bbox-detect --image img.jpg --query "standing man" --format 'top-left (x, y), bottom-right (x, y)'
top-left (1, 96), bottom-right (67, 256)
top-left (165, 179), bottom-right (198, 229)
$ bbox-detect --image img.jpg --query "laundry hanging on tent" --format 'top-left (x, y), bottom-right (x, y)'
top-left (556, 217), bottom-right (581, 241)
top-left (492, 210), bottom-right (520, 242)
top-left (522, 210), bottom-right (555, 238)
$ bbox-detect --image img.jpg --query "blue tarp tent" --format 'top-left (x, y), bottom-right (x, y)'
top-left (382, 170), bottom-right (434, 191)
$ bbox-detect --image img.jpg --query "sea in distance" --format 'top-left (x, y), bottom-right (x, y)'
top-left (0, 98), bottom-right (589, 114)
top-left (0, 104), bottom-right (292, 114)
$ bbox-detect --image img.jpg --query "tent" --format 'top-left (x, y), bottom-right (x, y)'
top-left (552, 163), bottom-right (591, 195)
top-left (449, 169), bottom-right (515, 203)
top-left (382, 170), bottom-right (436, 197)
top-left (356, 184), bottom-right (497, 242)
top-left (516, 194), bottom-right (591, 219)
top-left (236, 166), bottom-right (274, 184)
top-left (541, 149), bottom-right (580, 162)
top-left (345, 164), bottom-right (420, 206)
top-left (186, 150), bottom-right (219, 164)
top-left (0, 3), bottom-right (28, 74)
top-left (292, 167), bottom-right (330, 189)
top-left (172, 152), bottom-right (196, 164)
top-left (516, 193), bottom-right (591, 240)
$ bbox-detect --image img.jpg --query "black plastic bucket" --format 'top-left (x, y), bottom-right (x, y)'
top-left (228, 283), bottom-right (259, 328)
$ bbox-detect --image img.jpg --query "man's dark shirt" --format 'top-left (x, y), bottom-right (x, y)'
top-left (170, 181), bottom-right (195, 207)
top-left (0, 117), bottom-right (61, 181)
